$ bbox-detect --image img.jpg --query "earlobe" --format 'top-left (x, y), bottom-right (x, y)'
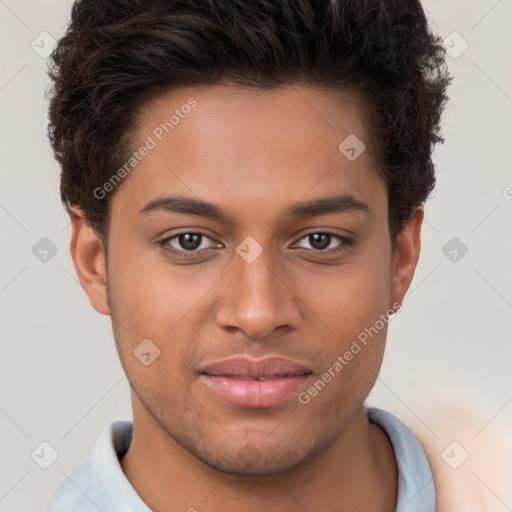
top-left (391, 206), bottom-right (424, 305)
top-left (68, 207), bottom-right (110, 316)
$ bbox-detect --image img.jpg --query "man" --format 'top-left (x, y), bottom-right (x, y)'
top-left (45, 0), bottom-right (452, 510)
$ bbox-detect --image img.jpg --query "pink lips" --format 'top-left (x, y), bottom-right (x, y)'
top-left (200, 357), bottom-right (312, 408)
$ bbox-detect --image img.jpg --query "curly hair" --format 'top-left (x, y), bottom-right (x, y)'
top-left (47, 0), bottom-right (452, 243)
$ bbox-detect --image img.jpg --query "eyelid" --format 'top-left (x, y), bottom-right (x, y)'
top-left (291, 231), bottom-right (353, 252)
top-left (159, 230), bottom-right (353, 255)
top-left (159, 231), bottom-right (220, 252)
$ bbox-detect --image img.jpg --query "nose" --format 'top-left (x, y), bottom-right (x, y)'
top-left (215, 248), bottom-right (302, 339)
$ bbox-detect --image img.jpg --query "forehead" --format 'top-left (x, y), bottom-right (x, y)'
top-left (112, 83), bottom-right (385, 222)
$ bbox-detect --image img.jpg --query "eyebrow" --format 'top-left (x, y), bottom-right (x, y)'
top-left (139, 193), bottom-right (370, 220)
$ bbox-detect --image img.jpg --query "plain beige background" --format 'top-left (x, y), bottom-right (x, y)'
top-left (1, 1), bottom-right (511, 510)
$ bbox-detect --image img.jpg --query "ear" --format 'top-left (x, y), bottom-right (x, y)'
top-left (68, 207), bottom-right (110, 316)
top-left (391, 206), bottom-right (424, 305)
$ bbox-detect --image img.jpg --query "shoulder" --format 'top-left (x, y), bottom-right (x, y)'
top-left (46, 420), bottom-right (137, 512)
top-left (368, 407), bottom-right (436, 512)
top-left (373, 404), bottom-right (512, 512)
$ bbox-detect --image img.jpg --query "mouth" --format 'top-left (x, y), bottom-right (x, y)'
top-left (217, 375), bottom-right (298, 381)
top-left (200, 357), bottom-right (313, 408)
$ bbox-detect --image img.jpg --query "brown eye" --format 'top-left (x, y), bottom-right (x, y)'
top-left (306, 233), bottom-right (331, 250)
top-left (296, 232), bottom-right (352, 252)
top-left (176, 233), bottom-right (203, 251)
top-left (159, 232), bottom-right (219, 253)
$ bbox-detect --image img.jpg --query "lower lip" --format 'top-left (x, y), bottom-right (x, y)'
top-left (201, 374), bottom-right (311, 408)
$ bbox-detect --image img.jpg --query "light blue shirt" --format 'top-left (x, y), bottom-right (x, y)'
top-left (46, 407), bottom-right (436, 511)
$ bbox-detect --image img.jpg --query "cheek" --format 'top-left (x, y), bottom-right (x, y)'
top-left (107, 241), bottom-right (204, 330)
top-left (107, 251), bottom-right (223, 380)
top-left (299, 270), bottom-right (391, 417)
top-left (297, 255), bottom-right (392, 340)
top-left (107, 263), bottom-right (195, 405)
top-left (291, 241), bottom-right (393, 397)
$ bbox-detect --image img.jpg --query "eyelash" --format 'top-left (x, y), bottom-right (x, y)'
top-left (158, 231), bottom-right (354, 257)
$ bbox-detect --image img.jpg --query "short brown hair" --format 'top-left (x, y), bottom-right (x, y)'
top-left (47, 0), bottom-right (452, 242)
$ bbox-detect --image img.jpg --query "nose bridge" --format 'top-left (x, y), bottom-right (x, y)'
top-left (215, 243), bottom-right (301, 338)
top-left (237, 248), bottom-right (281, 306)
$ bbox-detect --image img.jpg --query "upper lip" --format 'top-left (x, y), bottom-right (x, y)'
top-left (201, 357), bottom-right (312, 378)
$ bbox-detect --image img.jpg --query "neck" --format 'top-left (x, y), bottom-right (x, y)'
top-left (120, 398), bottom-right (397, 512)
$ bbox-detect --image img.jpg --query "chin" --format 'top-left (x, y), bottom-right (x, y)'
top-left (190, 440), bottom-right (316, 477)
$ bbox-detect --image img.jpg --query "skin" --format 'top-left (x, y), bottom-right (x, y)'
top-left (69, 84), bottom-right (423, 512)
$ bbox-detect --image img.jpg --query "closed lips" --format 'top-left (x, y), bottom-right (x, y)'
top-left (200, 356), bottom-right (313, 407)
top-left (201, 356), bottom-right (312, 378)
top-left (223, 375), bottom-right (295, 381)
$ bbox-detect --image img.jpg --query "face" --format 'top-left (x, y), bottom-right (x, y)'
top-left (72, 84), bottom-right (421, 476)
